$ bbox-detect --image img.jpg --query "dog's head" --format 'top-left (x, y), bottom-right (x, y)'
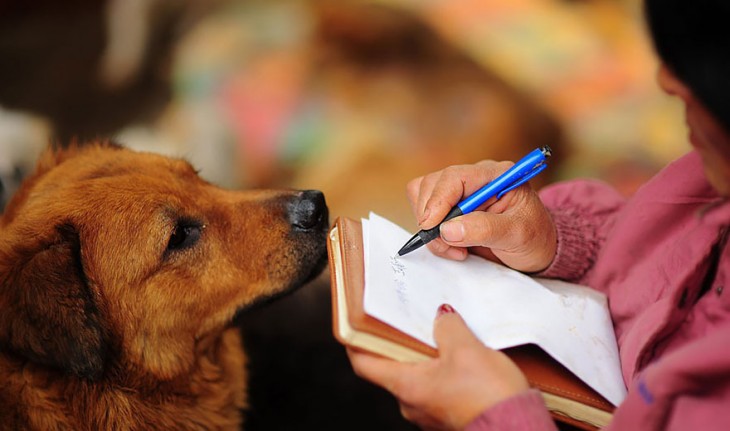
top-left (0, 141), bottom-right (328, 381)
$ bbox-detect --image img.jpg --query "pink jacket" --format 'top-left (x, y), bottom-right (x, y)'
top-left (467, 151), bottom-right (730, 430)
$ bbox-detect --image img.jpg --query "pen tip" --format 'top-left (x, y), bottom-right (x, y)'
top-left (397, 234), bottom-right (424, 256)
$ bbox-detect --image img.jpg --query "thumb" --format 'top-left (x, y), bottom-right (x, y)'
top-left (439, 211), bottom-right (514, 250)
top-left (433, 304), bottom-right (482, 355)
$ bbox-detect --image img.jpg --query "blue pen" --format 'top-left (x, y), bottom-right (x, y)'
top-left (397, 146), bottom-right (552, 256)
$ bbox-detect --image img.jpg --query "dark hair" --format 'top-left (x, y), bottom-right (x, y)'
top-left (645, 0), bottom-right (730, 130)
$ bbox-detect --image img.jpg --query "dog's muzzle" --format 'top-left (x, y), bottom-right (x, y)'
top-left (288, 190), bottom-right (328, 231)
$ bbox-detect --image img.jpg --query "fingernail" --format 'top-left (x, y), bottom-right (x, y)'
top-left (437, 303), bottom-right (456, 317)
top-left (440, 221), bottom-right (464, 242)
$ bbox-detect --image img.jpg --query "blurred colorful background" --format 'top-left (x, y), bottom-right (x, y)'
top-left (0, 1), bottom-right (690, 430)
top-left (0, 0), bottom-right (688, 223)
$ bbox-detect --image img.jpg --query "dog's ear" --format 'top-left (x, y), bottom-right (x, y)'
top-left (0, 224), bottom-right (107, 379)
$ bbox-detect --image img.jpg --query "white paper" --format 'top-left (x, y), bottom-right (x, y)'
top-left (362, 212), bottom-right (627, 406)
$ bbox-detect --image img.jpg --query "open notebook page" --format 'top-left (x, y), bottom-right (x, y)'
top-left (362, 212), bottom-right (627, 406)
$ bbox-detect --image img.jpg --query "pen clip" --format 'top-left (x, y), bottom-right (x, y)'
top-left (496, 162), bottom-right (547, 200)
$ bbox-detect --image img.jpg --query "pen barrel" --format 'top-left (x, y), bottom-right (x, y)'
top-left (457, 148), bottom-right (547, 214)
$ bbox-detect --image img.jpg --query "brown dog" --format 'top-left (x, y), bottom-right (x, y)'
top-left (0, 141), bottom-right (328, 430)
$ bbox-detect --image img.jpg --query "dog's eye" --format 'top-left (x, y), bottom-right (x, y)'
top-left (167, 223), bottom-right (202, 251)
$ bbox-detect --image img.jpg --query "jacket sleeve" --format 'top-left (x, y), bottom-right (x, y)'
top-left (605, 322), bottom-right (730, 431)
top-left (536, 179), bottom-right (627, 284)
top-left (465, 389), bottom-right (558, 431)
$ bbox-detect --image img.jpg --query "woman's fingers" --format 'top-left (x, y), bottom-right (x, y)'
top-left (405, 159), bottom-right (556, 271)
top-left (346, 348), bottom-right (409, 394)
top-left (440, 211), bottom-right (516, 250)
top-left (432, 304), bottom-right (483, 355)
top-left (425, 237), bottom-right (468, 261)
top-left (345, 304), bottom-right (533, 431)
top-left (407, 161), bottom-right (513, 230)
top-left (421, 161), bottom-right (513, 228)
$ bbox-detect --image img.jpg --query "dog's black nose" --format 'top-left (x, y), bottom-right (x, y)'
top-left (288, 190), bottom-right (328, 230)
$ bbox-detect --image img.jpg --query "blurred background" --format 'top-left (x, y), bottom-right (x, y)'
top-left (0, 0), bottom-right (689, 430)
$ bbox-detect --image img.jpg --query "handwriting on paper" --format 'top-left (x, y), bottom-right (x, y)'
top-left (390, 256), bottom-right (409, 308)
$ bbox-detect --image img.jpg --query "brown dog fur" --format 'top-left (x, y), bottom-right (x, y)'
top-left (0, 141), bottom-right (328, 430)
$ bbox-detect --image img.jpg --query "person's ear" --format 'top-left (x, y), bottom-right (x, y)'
top-left (657, 63), bottom-right (694, 102)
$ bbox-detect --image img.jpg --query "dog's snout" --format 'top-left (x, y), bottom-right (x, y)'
top-left (288, 190), bottom-right (328, 230)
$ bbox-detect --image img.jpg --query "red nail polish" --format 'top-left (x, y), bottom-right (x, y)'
top-left (437, 303), bottom-right (455, 316)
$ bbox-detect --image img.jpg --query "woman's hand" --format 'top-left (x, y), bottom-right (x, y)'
top-left (347, 305), bottom-right (529, 430)
top-left (406, 160), bottom-right (557, 273)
